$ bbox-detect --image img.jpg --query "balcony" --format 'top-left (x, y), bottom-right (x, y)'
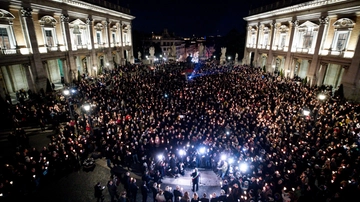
top-left (0, 48), bottom-right (17, 55)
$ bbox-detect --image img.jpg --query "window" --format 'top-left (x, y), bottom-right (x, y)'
top-left (76, 35), bottom-right (82, 46)
top-left (112, 32), bottom-right (116, 44)
top-left (251, 35), bottom-right (256, 45)
top-left (263, 34), bottom-right (269, 46)
top-left (0, 27), bottom-right (10, 49)
top-left (280, 34), bottom-right (286, 48)
top-left (45, 29), bottom-right (54, 46)
top-left (332, 31), bottom-right (349, 51)
top-left (96, 31), bottom-right (102, 44)
top-left (302, 30), bottom-right (313, 49)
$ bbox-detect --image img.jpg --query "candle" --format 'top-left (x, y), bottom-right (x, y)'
top-left (10, 181), bottom-right (13, 185)
top-left (33, 175), bottom-right (36, 178)
top-left (292, 188), bottom-right (295, 191)
top-left (244, 196), bottom-right (247, 200)
top-left (244, 191), bottom-right (246, 195)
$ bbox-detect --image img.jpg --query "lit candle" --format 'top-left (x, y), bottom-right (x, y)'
top-left (33, 175), bottom-right (36, 178)
top-left (220, 182), bottom-right (222, 187)
top-left (244, 196), bottom-right (247, 200)
top-left (10, 181), bottom-right (13, 185)
top-left (244, 191), bottom-right (246, 195)
top-left (292, 188), bottom-right (295, 191)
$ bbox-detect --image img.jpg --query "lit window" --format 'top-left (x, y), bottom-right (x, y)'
top-left (302, 30), bottom-right (313, 49)
top-left (0, 27), bottom-right (10, 49)
top-left (45, 29), bottom-right (54, 46)
top-left (280, 34), bottom-right (286, 48)
top-left (96, 31), bottom-right (102, 44)
top-left (112, 32), bottom-right (116, 44)
top-left (263, 34), bottom-right (268, 46)
top-left (332, 31), bottom-right (349, 51)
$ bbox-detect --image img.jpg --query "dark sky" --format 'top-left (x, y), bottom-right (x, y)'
top-left (110, 0), bottom-right (277, 37)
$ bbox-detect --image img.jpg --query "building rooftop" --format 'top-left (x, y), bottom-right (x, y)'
top-left (248, 0), bottom-right (311, 16)
top-left (80, 0), bottom-right (131, 14)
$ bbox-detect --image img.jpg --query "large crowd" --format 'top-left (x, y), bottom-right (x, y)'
top-left (0, 61), bottom-right (359, 202)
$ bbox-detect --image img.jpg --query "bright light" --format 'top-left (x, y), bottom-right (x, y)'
top-left (93, 66), bottom-right (97, 70)
top-left (228, 158), bottom-right (234, 164)
top-left (318, 94), bottom-right (326, 100)
top-left (160, 55), bottom-right (162, 57)
top-left (226, 131), bottom-right (229, 135)
top-left (199, 147), bottom-right (206, 154)
top-left (83, 104), bottom-right (91, 111)
top-left (157, 154), bottom-right (164, 160)
top-left (213, 56), bottom-right (216, 58)
top-left (71, 89), bottom-right (76, 93)
top-left (221, 154), bottom-right (226, 161)
top-left (63, 89), bottom-right (70, 96)
top-left (179, 149), bottom-right (186, 156)
top-left (239, 163), bottom-right (248, 172)
top-left (303, 109), bottom-right (310, 116)
top-left (228, 56), bottom-right (231, 60)
top-left (106, 63), bottom-right (109, 66)
top-left (164, 94), bottom-right (168, 98)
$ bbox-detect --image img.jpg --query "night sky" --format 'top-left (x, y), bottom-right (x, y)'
top-left (109, 0), bottom-right (279, 37)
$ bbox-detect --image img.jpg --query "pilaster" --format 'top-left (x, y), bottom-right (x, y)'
top-left (254, 23), bottom-right (260, 67)
top-left (105, 20), bottom-right (113, 69)
top-left (317, 63), bottom-right (328, 87)
top-left (342, 29), bottom-right (360, 100)
top-left (284, 20), bottom-right (297, 78)
top-left (307, 16), bottom-right (329, 86)
top-left (61, 14), bottom-right (77, 82)
top-left (266, 22), bottom-right (277, 71)
top-left (21, 7), bottom-right (47, 93)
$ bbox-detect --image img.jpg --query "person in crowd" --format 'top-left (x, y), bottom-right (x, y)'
top-left (164, 186), bottom-right (174, 202)
top-left (191, 192), bottom-right (199, 202)
top-left (141, 181), bottom-right (150, 202)
top-left (129, 178), bottom-right (139, 202)
top-left (199, 193), bottom-right (209, 202)
top-left (152, 182), bottom-right (159, 202)
top-left (107, 180), bottom-right (119, 202)
top-left (173, 186), bottom-right (183, 202)
top-left (156, 189), bottom-right (166, 202)
top-left (191, 168), bottom-right (200, 192)
top-left (94, 182), bottom-right (105, 202)
top-left (180, 191), bottom-right (191, 202)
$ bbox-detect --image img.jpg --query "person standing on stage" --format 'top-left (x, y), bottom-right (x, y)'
top-left (191, 168), bottom-right (200, 192)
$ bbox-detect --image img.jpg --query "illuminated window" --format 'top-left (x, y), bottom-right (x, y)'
top-left (302, 30), bottom-right (313, 49)
top-left (263, 34), bottom-right (268, 46)
top-left (112, 32), bottom-right (116, 44)
top-left (96, 31), bottom-right (102, 44)
top-left (280, 34), bottom-right (286, 48)
top-left (0, 27), bottom-right (10, 49)
top-left (44, 28), bottom-right (55, 46)
top-left (332, 18), bottom-right (354, 52)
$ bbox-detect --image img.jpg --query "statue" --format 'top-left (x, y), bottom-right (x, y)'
top-left (198, 43), bottom-right (204, 57)
top-left (221, 47), bottom-right (226, 58)
top-left (235, 53), bottom-right (238, 60)
top-left (171, 45), bottom-right (176, 57)
top-left (138, 51), bottom-right (141, 60)
top-left (149, 47), bottom-right (155, 57)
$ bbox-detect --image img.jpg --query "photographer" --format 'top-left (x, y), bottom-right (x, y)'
top-left (94, 182), bottom-right (105, 202)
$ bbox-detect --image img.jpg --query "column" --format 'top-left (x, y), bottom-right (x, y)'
top-left (342, 30), bottom-right (360, 100)
top-left (87, 18), bottom-right (97, 77)
top-left (119, 21), bottom-right (125, 65)
top-left (317, 63), bottom-right (328, 87)
top-left (266, 22), bottom-right (277, 71)
top-left (61, 14), bottom-right (77, 82)
top-left (20, 7), bottom-right (47, 93)
top-left (129, 24), bottom-right (134, 64)
top-left (284, 20), bottom-right (297, 78)
top-left (61, 59), bottom-right (71, 83)
top-left (253, 23), bottom-right (260, 67)
top-left (307, 16), bottom-right (328, 86)
top-left (86, 18), bottom-right (93, 49)
top-left (106, 20), bottom-right (113, 69)
top-left (242, 26), bottom-right (251, 65)
top-left (23, 63), bottom-right (36, 93)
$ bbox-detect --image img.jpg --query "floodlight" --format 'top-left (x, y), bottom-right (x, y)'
top-left (221, 154), bottom-right (226, 161)
top-left (228, 158), bottom-right (234, 164)
top-left (179, 149), bottom-right (186, 156)
top-left (157, 154), bottom-right (163, 160)
top-left (239, 162), bottom-right (248, 172)
top-left (318, 94), bottom-right (326, 100)
top-left (63, 89), bottom-right (70, 96)
top-left (83, 104), bottom-right (91, 111)
top-left (199, 147), bottom-right (206, 154)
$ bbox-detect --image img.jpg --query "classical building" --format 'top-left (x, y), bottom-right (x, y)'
top-left (243, 0), bottom-right (360, 101)
top-left (142, 29), bottom-right (184, 61)
top-left (0, 0), bottom-right (135, 99)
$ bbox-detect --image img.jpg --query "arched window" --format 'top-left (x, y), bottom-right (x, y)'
top-left (332, 18), bottom-right (354, 51)
top-left (0, 9), bottom-right (16, 52)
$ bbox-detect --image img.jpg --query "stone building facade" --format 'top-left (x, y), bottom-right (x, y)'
top-left (243, 0), bottom-right (360, 101)
top-left (0, 0), bottom-right (135, 99)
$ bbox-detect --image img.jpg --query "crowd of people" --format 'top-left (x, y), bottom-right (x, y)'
top-left (0, 61), bottom-right (359, 202)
